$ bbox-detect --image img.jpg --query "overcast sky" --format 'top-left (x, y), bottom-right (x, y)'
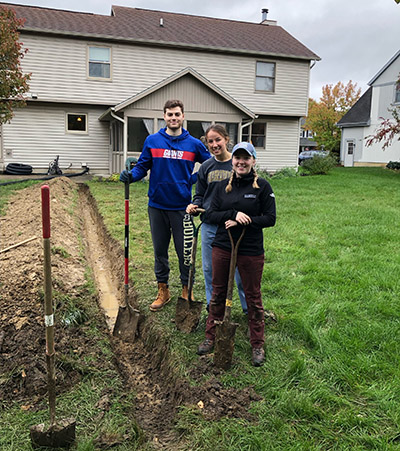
top-left (4, 0), bottom-right (400, 100)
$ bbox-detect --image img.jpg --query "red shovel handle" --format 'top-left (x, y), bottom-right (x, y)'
top-left (41, 185), bottom-right (51, 239)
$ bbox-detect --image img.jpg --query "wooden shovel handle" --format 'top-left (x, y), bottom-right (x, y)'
top-left (224, 228), bottom-right (246, 321)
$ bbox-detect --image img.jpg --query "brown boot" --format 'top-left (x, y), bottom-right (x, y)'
top-left (150, 283), bottom-right (170, 312)
top-left (181, 285), bottom-right (194, 301)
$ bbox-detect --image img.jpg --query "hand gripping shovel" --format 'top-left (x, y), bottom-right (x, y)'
top-left (113, 182), bottom-right (140, 341)
top-left (175, 209), bottom-right (205, 333)
top-left (30, 185), bottom-right (76, 448)
top-left (213, 227), bottom-right (246, 370)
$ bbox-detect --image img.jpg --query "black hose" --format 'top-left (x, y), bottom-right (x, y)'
top-left (0, 167), bottom-right (90, 187)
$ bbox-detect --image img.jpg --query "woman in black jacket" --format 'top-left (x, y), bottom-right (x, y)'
top-left (196, 142), bottom-right (276, 366)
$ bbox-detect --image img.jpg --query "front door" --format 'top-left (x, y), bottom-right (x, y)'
top-left (344, 140), bottom-right (355, 167)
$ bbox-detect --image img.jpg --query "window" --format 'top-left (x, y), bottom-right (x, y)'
top-left (216, 122), bottom-right (239, 148)
top-left (187, 121), bottom-right (211, 140)
top-left (88, 46), bottom-right (111, 79)
top-left (67, 113), bottom-right (87, 133)
top-left (255, 61), bottom-right (275, 92)
top-left (128, 118), bottom-right (153, 152)
top-left (242, 122), bottom-right (266, 148)
top-left (252, 123), bottom-right (266, 148)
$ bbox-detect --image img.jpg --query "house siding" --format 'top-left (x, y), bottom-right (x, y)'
top-left (259, 117), bottom-right (300, 172)
top-left (3, 104), bottom-right (110, 171)
top-left (21, 34), bottom-right (310, 117)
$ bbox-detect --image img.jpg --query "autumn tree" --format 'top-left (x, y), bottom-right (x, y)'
top-left (0, 6), bottom-right (30, 125)
top-left (366, 75), bottom-right (400, 150)
top-left (305, 81), bottom-right (361, 153)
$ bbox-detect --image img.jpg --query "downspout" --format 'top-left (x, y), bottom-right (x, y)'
top-left (239, 118), bottom-right (255, 142)
top-left (110, 109), bottom-right (127, 170)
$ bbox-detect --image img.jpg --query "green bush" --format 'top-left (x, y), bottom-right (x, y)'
top-left (301, 155), bottom-right (336, 175)
top-left (386, 161), bottom-right (400, 170)
top-left (272, 167), bottom-right (299, 179)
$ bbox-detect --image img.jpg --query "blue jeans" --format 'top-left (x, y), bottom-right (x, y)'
top-left (201, 222), bottom-right (248, 313)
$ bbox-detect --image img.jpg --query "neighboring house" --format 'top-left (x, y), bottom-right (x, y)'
top-left (0, 4), bottom-right (319, 175)
top-left (337, 50), bottom-right (400, 167)
top-left (299, 117), bottom-right (317, 153)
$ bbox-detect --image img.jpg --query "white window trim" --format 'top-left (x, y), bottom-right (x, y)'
top-left (66, 113), bottom-right (88, 134)
top-left (255, 61), bottom-right (276, 93)
top-left (87, 45), bottom-right (112, 81)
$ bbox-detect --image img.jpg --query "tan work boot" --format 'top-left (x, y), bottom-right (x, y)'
top-left (150, 282), bottom-right (170, 312)
top-left (181, 285), bottom-right (194, 301)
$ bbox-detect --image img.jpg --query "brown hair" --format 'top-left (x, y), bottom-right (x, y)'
top-left (225, 167), bottom-right (260, 193)
top-left (205, 124), bottom-right (229, 142)
top-left (163, 99), bottom-right (184, 113)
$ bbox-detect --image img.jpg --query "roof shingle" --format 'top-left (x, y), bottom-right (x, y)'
top-left (1, 3), bottom-right (320, 60)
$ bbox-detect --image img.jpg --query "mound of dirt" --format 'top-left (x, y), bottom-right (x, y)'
top-left (0, 178), bottom-right (109, 405)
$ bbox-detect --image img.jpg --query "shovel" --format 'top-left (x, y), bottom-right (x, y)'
top-left (175, 209), bottom-right (204, 333)
top-left (113, 182), bottom-right (140, 341)
top-left (213, 227), bottom-right (246, 370)
top-left (30, 185), bottom-right (76, 448)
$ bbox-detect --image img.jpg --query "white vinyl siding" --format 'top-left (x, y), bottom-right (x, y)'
top-left (3, 104), bottom-right (109, 171)
top-left (260, 118), bottom-right (300, 172)
top-left (21, 34), bottom-right (310, 117)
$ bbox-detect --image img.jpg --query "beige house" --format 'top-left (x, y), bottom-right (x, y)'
top-left (0, 4), bottom-right (319, 174)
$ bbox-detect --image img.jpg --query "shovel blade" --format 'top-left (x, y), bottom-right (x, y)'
top-left (175, 297), bottom-right (202, 333)
top-left (30, 418), bottom-right (76, 448)
top-left (113, 305), bottom-right (140, 342)
top-left (214, 321), bottom-right (238, 370)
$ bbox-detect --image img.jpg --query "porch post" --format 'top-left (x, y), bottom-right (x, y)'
top-left (123, 116), bottom-right (128, 170)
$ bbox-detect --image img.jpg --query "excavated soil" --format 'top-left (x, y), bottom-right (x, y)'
top-left (0, 178), bottom-right (261, 448)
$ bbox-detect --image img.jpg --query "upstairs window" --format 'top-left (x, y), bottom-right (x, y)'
top-left (255, 61), bottom-right (275, 92)
top-left (67, 113), bottom-right (87, 133)
top-left (88, 46), bottom-right (111, 79)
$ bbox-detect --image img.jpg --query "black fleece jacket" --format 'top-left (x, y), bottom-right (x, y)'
top-left (208, 171), bottom-right (276, 255)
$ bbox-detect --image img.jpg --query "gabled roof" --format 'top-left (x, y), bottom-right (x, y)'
top-left (99, 67), bottom-right (255, 121)
top-left (336, 87), bottom-right (372, 128)
top-left (116, 67), bottom-right (255, 117)
top-left (368, 50), bottom-right (400, 85)
top-left (2, 2), bottom-right (320, 61)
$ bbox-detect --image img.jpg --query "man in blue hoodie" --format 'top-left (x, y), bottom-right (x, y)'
top-left (120, 100), bottom-right (210, 312)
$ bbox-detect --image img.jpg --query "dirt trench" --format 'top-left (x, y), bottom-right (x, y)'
top-left (0, 178), bottom-right (260, 449)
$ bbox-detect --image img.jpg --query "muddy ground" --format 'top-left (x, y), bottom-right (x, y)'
top-left (0, 178), bottom-right (260, 448)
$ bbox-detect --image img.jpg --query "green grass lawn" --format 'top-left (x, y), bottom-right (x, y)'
top-left (88, 167), bottom-right (400, 450)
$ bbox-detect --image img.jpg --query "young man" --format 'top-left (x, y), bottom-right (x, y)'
top-left (120, 100), bottom-right (210, 311)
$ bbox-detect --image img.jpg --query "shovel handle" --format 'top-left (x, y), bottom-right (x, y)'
top-left (223, 228), bottom-right (246, 321)
top-left (41, 185), bottom-right (56, 424)
top-left (124, 182), bottom-right (129, 302)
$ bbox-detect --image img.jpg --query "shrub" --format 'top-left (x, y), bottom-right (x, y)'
top-left (272, 167), bottom-right (298, 179)
top-left (301, 155), bottom-right (336, 175)
top-left (386, 161), bottom-right (400, 170)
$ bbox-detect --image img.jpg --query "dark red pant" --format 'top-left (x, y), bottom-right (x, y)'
top-left (205, 246), bottom-right (265, 348)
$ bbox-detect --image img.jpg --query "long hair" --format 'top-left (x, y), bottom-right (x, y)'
top-left (225, 167), bottom-right (260, 193)
top-left (205, 124), bottom-right (229, 142)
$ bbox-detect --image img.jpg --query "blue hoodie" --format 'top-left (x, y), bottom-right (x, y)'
top-left (130, 128), bottom-right (210, 210)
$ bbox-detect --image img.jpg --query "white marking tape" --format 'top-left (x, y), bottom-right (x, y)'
top-left (45, 314), bottom-right (54, 327)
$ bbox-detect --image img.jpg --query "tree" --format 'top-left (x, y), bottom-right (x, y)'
top-left (305, 81), bottom-right (361, 153)
top-left (366, 76), bottom-right (400, 150)
top-left (0, 6), bottom-right (31, 125)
